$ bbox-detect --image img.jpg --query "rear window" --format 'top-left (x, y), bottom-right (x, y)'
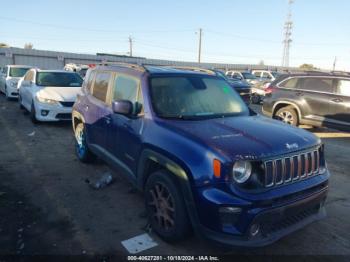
top-left (9, 67), bottom-right (30, 77)
top-left (336, 80), bottom-right (350, 96)
top-left (36, 72), bottom-right (83, 87)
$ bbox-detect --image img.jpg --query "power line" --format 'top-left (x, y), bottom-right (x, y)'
top-left (0, 16), bottom-right (194, 34)
top-left (282, 0), bottom-right (294, 67)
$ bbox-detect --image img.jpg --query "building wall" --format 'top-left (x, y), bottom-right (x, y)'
top-left (0, 47), bottom-right (297, 72)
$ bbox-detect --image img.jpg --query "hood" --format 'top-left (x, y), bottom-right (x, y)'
top-left (158, 115), bottom-right (320, 161)
top-left (37, 86), bottom-right (82, 102)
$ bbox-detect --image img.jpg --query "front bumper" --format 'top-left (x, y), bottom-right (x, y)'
top-left (6, 86), bottom-right (19, 98)
top-left (192, 173), bottom-right (329, 247)
top-left (35, 102), bottom-right (73, 122)
top-left (198, 187), bottom-right (327, 247)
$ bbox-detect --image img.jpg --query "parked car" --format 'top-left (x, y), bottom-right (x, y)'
top-left (0, 65), bottom-right (32, 99)
top-left (262, 72), bottom-right (350, 131)
top-left (252, 70), bottom-right (281, 82)
top-left (64, 63), bottom-right (90, 78)
top-left (72, 63), bottom-right (329, 247)
top-left (211, 69), bottom-right (251, 103)
top-left (225, 70), bottom-right (262, 86)
top-left (18, 69), bottom-right (83, 123)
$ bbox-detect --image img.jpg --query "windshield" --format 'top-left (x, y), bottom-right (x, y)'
top-left (150, 76), bottom-right (249, 119)
top-left (9, 67), bottom-right (30, 77)
top-left (36, 72), bottom-right (83, 87)
top-left (241, 72), bottom-right (257, 80)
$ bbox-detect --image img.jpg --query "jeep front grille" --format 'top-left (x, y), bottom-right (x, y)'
top-left (264, 148), bottom-right (321, 188)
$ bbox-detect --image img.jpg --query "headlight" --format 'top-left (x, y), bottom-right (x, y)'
top-left (36, 96), bottom-right (59, 105)
top-left (232, 161), bottom-right (252, 184)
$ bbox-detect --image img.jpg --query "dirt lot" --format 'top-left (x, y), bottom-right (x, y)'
top-left (0, 95), bottom-right (350, 259)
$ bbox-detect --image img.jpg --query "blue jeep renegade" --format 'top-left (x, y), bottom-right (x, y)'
top-left (72, 64), bottom-right (329, 246)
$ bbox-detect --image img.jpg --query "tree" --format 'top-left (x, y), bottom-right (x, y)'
top-left (24, 43), bottom-right (34, 49)
top-left (258, 60), bottom-right (265, 66)
top-left (0, 43), bottom-right (9, 48)
top-left (299, 63), bottom-right (316, 70)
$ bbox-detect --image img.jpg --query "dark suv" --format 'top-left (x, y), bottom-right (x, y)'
top-left (72, 64), bottom-right (329, 247)
top-left (262, 72), bottom-right (350, 130)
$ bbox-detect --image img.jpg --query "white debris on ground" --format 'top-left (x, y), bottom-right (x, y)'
top-left (121, 233), bottom-right (158, 254)
top-left (27, 131), bottom-right (35, 137)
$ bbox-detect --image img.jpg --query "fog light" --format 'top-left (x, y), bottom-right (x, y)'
top-left (219, 207), bottom-right (242, 226)
top-left (250, 223), bottom-right (260, 237)
top-left (41, 110), bottom-right (49, 116)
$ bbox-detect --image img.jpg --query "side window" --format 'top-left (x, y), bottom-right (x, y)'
top-left (253, 72), bottom-right (261, 77)
top-left (92, 72), bottom-right (111, 102)
top-left (336, 80), bottom-right (350, 96)
top-left (113, 75), bottom-right (141, 104)
top-left (86, 70), bottom-right (96, 93)
top-left (280, 78), bottom-right (299, 89)
top-left (301, 78), bottom-right (333, 93)
top-left (262, 72), bottom-right (272, 79)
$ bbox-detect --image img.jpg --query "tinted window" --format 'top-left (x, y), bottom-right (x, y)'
top-left (150, 76), bottom-right (248, 119)
top-left (9, 67), bottom-right (30, 77)
top-left (241, 72), bottom-right (257, 80)
top-left (92, 72), bottom-right (111, 102)
top-left (337, 80), bottom-right (350, 96)
top-left (262, 72), bottom-right (272, 79)
top-left (302, 78), bottom-right (333, 93)
top-left (86, 71), bottom-right (96, 93)
top-left (113, 75), bottom-right (140, 103)
top-left (280, 78), bottom-right (299, 89)
top-left (253, 72), bottom-right (261, 77)
top-left (36, 72), bottom-right (83, 87)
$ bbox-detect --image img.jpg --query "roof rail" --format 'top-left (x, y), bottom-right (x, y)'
top-left (163, 66), bottom-right (216, 75)
top-left (98, 62), bottom-right (148, 72)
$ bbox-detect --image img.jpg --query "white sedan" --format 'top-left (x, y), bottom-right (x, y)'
top-left (18, 69), bottom-right (83, 123)
top-left (0, 65), bottom-right (32, 99)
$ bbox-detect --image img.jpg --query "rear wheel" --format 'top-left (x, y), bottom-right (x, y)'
top-left (74, 122), bottom-right (95, 163)
top-left (145, 170), bottom-right (191, 242)
top-left (275, 106), bottom-right (299, 126)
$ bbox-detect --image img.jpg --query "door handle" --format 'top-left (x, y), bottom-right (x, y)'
top-left (331, 98), bottom-right (342, 103)
top-left (295, 92), bottom-right (304, 96)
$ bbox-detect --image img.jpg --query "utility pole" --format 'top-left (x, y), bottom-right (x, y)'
top-left (282, 0), bottom-right (294, 67)
top-left (129, 36), bottom-right (133, 57)
top-left (333, 56), bottom-right (337, 71)
top-left (198, 28), bottom-right (202, 64)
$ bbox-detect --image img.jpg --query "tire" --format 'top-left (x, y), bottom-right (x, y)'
top-left (74, 122), bottom-right (95, 163)
top-left (275, 106), bottom-right (299, 126)
top-left (145, 170), bottom-right (191, 242)
top-left (251, 94), bottom-right (261, 104)
top-left (30, 102), bottom-right (39, 123)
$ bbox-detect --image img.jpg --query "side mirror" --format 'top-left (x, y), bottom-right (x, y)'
top-left (112, 100), bottom-right (133, 116)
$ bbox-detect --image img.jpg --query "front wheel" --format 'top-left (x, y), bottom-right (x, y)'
top-left (275, 106), bottom-right (299, 126)
top-left (145, 170), bottom-right (191, 242)
top-left (74, 122), bottom-right (95, 163)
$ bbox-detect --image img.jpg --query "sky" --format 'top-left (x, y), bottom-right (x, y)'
top-left (0, 0), bottom-right (349, 70)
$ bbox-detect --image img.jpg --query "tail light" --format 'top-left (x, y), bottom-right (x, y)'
top-left (265, 86), bottom-right (276, 94)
